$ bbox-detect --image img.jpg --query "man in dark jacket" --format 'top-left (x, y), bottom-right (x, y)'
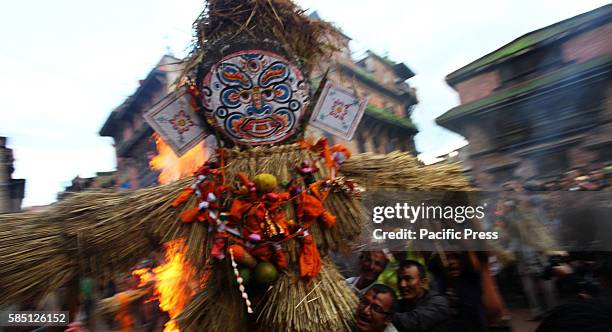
top-left (392, 260), bottom-right (451, 332)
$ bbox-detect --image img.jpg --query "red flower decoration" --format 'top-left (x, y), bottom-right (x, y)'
top-left (169, 110), bottom-right (194, 134)
top-left (329, 99), bottom-right (349, 121)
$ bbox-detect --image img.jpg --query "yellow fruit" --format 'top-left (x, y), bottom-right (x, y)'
top-left (253, 173), bottom-right (277, 193)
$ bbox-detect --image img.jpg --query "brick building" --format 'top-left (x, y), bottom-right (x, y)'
top-left (308, 49), bottom-right (419, 154)
top-left (0, 137), bottom-right (25, 213)
top-left (437, 4), bottom-right (612, 188)
top-left (100, 55), bottom-right (183, 189)
top-left (309, 12), bottom-right (419, 154)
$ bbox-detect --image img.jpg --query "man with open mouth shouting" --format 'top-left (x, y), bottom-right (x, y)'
top-left (355, 284), bottom-right (398, 332)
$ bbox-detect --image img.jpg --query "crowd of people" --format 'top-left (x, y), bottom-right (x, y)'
top-left (346, 250), bottom-right (612, 332)
top-left (501, 164), bottom-right (611, 192)
top-left (346, 164), bottom-right (612, 331)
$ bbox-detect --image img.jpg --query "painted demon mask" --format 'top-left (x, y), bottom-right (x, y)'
top-left (200, 50), bottom-right (309, 146)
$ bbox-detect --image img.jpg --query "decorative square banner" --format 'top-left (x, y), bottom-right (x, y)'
top-left (309, 81), bottom-right (368, 140)
top-left (144, 88), bottom-right (209, 156)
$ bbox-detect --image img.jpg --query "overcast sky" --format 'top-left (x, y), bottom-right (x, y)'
top-left (0, 0), bottom-right (608, 207)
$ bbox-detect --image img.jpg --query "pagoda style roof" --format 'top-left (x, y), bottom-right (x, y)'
top-left (437, 54), bottom-right (612, 125)
top-left (446, 4), bottom-right (611, 85)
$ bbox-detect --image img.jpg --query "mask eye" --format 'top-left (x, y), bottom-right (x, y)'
top-left (247, 60), bottom-right (260, 72)
top-left (239, 91), bottom-right (251, 103)
top-left (262, 89), bottom-right (274, 101)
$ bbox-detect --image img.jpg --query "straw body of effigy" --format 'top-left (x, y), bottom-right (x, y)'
top-left (176, 144), bottom-right (363, 331)
top-left (342, 152), bottom-right (471, 191)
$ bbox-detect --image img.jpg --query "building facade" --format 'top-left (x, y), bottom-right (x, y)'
top-left (437, 4), bottom-right (612, 188)
top-left (57, 171), bottom-right (116, 200)
top-left (100, 55), bottom-right (183, 189)
top-left (309, 13), bottom-right (419, 154)
top-left (309, 50), bottom-right (419, 154)
top-left (0, 137), bottom-right (25, 213)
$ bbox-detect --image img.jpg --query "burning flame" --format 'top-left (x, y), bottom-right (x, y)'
top-left (131, 239), bottom-right (196, 332)
top-left (150, 133), bottom-right (208, 185)
top-left (155, 239), bottom-right (196, 332)
top-left (132, 268), bottom-right (155, 288)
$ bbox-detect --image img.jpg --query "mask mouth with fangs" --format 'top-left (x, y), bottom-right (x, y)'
top-left (236, 114), bottom-right (285, 138)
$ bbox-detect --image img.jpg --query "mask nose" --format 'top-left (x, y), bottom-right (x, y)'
top-left (251, 87), bottom-right (264, 112)
top-left (246, 91), bottom-right (272, 116)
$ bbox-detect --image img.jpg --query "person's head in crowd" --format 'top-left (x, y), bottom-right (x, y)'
top-left (574, 175), bottom-right (597, 190)
top-left (589, 168), bottom-right (602, 179)
top-left (536, 297), bottom-right (612, 332)
top-left (358, 251), bottom-right (389, 285)
top-left (568, 167), bottom-right (584, 178)
top-left (524, 179), bottom-right (543, 191)
top-left (559, 174), bottom-right (574, 190)
top-left (397, 260), bottom-right (428, 302)
top-left (503, 198), bottom-right (516, 211)
top-left (446, 252), bottom-right (469, 278)
top-left (513, 179), bottom-right (525, 191)
top-left (501, 181), bottom-right (514, 191)
top-left (589, 169), bottom-right (608, 189)
top-left (543, 179), bottom-right (560, 191)
top-left (567, 167), bottom-right (588, 190)
top-left (355, 284), bottom-right (397, 332)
